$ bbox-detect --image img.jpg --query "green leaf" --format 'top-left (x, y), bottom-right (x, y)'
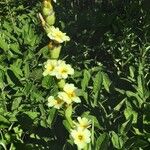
top-left (102, 73), bottom-right (111, 92)
top-left (96, 133), bottom-right (109, 150)
top-left (120, 115), bottom-right (133, 134)
top-left (10, 63), bottom-right (23, 79)
top-left (0, 35), bottom-right (9, 52)
top-left (30, 68), bottom-right (43, 80)
top-left (81, 69), bottom-right (91, 91)
top-left (24, 62), bottom-right (30, 78)
top-left (39, 104), bottom-right (46, 117)
top-left (0, 140), bottom-right (7, 150)
top-left (42, 76), bottom-right (53, 89)
top-left (47, 108), bottom-right (56, 127)
top-left (11, 97), bottom-right (22, 110)
top-left (83, 113), bottom-right (103, 129)
top-left (137, 75), bottom-right (144, 98)
top-left (6, 69), bottom-right (22, 86)
top-left (134, 139), bottom-right (149, 148)
top-left (129, 66), bottom-right (135, 78)
top-left (0, 115), bottom-right (10, 129)
top-left (111, 131), bottom-right (123, 149)
top-left (114, 98), bottom-right (126, 111)
top-left (65, 105), bottom-right (73, 128)
top-left (10, 42), bottom-right (21, 54)
top-left (63, 120), bottom-right (71, 132)
top-left (93, 71), bottom-right (103, 94)
top-left (124, 101), bottom-right (138, 124)
top-left (3, 21), bottom-right (13, 32)
top-left (0, 69), bottom-right (5, 89)
top-left (24, 111), bottom-right (40, 120)
top-left (126, 91), bottom-right (143, 106)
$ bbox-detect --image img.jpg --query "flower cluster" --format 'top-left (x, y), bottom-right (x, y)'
top-left (43, 59), bottom-right (74, 79)
top-left (71, 117), bottom-right (91, 149)
top-left (47, 83), bottom-right (81, 109)
top-left (47, 26), bottom-right (70, 43)
top-left (41, 1), bottom-right (92, 149)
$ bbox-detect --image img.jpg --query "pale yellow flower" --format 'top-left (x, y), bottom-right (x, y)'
top-left (47, 96), bottom-right (64, 109)
top-left (63, 83), bottom-right (76, 94)
top-left (55, 63), bottom-right (74, 79)
top-left (47, 26), bottom-right (70, 43)
top-left (43, 59), bottom-right (57, 76)
top-left (62, 83), bottom-right (81, 104)
top-left (74, 117), bottom-right (91, 130)
top-left (58, 83), bottom-right (81, 104)
top-left (71, 128), bottom-right (91, 149)
top-left (58, 91), bottom-right (72, 104)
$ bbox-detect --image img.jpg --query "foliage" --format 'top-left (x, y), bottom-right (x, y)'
top-left (0, 0), bottom-right (150, 149)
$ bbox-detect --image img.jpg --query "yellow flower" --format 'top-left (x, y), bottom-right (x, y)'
top-left (47, 26), bottom-right (70, 43)
top-left (47, 96), bottom-right (64, 109)
top-left (63, 83), bottom-right (81, 104)
top-left (57, 83), bottom-right (81, 105)
top-left (55, 63), bottom-right (74, 79)
top-left (74, 117), bottom-right (91, 130)
top-left (43, 59), bottom-right (57, 76)
top-left (71, 128), bottom-right (91, 149)
top-left (58, 91), bottom-right (72, 104)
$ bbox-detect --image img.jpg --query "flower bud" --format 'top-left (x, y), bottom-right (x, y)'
top-left (58, 79), bottom-right (66, 89)
top-left (45, 12), bottom-right (56, 26)
top-left (48, 45), bottom-right (61, 59)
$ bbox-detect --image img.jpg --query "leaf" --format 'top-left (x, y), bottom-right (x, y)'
top-left (24, 62), bottom-right (30, 78)
top-left (0, 69), bottom-right (5, 89)
top-left (0, 115), bottom-right (10, 129)
top-left (102, 72), bottom-right (111, 92)
top-left (42, 76), bottom-right (53, 89)
top-left (65, 105), bottom-right (73, 128)
top-left (10, 63), bottom-right (23, 79)
top-left (6, 69), bottom-right (22, 86)
top-left (0, 35), bottom-right (9, 51)
top-left (11, 97), bottom-right (22, 110)
top-left (124, 101), bottom-right (138, 124)
top-left (63, 120), bottom-right (71, 132)
top-left (81, 91), bottom-right (88, 104)
top-left (24, 111), bottom-right (40, 120)
top-left (47, 108), bottom-right (56, 127)
top-left (3, 21), bottom-right (13, 32)
top-left (133, 139), bottom-right (149, 148)
top-left (114, 98), bottom-right (126, 111)
top-left (10, 42), bottom-right (21, 54)
top-left (83, 114), bottom-right (103, 129)
top-left (120, 115), bottom-right (133, 134)
top-left (39, 104), bottom-right (46, 117)
top-left (93, 71), bottom-right (103, 94)
top-left (129, 66), bottom-right (135, 78)
top-left (96, 133), bottom-right (109, 150)
top-left (0, 140), bottom-right (7, 150)
top-left (81, 69), bottom-right (91, 91)
top-left (126, 91), bottom-right (143, 106)
top-left (137, 75), bottom-right (144, 98)
top-left (111, 131), bottom-right (123, 149)
top-left (30, 68), bottom-right (43, 80)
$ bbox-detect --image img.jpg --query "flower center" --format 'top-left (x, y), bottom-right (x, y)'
top-left (82, 124), bottom-right (89, 128)
top-left (61, 68), bottom-right (67, 74)
top-left (56, 98), bottom-right (63, 105)
top-left (78, 135), bottom-right (84, 141)
top-left (48, 65), bottom-right (54, 71)
top-left (56, 32), bottom-right (63, 39)
top-left (68, 92), bottom-right (75, 98)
